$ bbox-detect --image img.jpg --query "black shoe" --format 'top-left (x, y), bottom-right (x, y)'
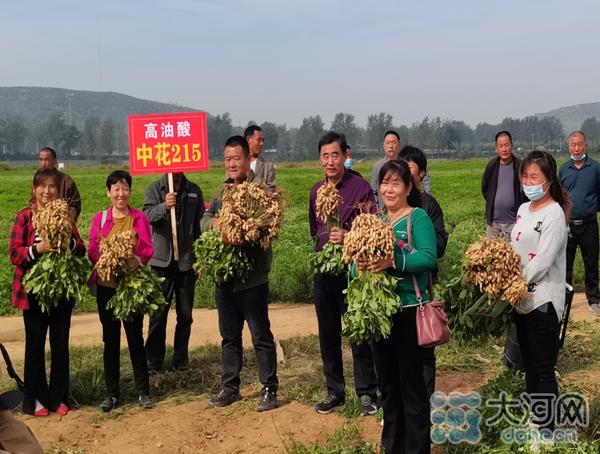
top-left (359, 395), bottom-right (378, 416)
top-left (172, 363), bottom-right (189, 372)
top-left (256, 388), bottom-right (278, 412)
top-left (208, 389), bottom-right (241, 408)
top-left (99, 396), bottom-right (118, 413)
top-left (138, 394), bottom-right (154, 409)
top-left (314, 394), bottom-right (345, 414)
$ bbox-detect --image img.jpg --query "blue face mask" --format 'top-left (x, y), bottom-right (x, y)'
top-left (344, 158), bottom-right (353, 169)
top-left (571, 153), bottom-right (586, 162)
top-left (523, 182), bottom-right (546, 201)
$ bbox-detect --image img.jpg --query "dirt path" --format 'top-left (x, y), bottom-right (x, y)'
top-left (2, 294), bottom-right (597, 363)
top-left (0, 303), bottom-right (319, 363)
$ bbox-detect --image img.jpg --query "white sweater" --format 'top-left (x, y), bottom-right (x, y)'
top-left (510, 201), bottom-right (568, 322)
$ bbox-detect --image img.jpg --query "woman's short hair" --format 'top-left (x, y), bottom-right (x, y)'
top-left (378, 159), bottom-right (421, 208)
top-left (106, 170), bottom-right (132, 189)
top-left (32, 167), bottom-right (61, 187)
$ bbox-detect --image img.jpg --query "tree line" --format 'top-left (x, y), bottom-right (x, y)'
top-left (1, 111), bottom-right (599, 162)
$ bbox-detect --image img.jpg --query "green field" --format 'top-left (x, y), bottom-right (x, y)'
top-left (0, 158), bottom-right (587, 315)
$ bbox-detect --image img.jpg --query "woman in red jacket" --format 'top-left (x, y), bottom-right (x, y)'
top-left (9, 167), bottom-right (85, 416)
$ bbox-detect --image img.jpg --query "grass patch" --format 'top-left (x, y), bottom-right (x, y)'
top-left (436, 337), bottom-right (504, 372)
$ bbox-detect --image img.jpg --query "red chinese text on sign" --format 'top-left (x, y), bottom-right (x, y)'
top-left (128, 112), bottom-right (209, 175)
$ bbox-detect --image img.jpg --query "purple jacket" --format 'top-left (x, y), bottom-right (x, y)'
top-left (309, 170), bottom-right (377, 251)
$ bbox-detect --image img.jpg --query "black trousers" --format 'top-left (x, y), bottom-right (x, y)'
top-left (566, 219), bottom-right (600, 304)
top-left (313, 273), bottom-right (378, 400)
top-left (514, 304), bottom-right (560, 431)
top-left (372, 307), bottom-right (430, 454)
top-left (422, 347), bottom-right (435, 401)
top-left (22, 295), bottom-right (72, 414)
top-left (97, 284), bottom-right (149, 397)
top-left (215, 282), bottom-right (278, 392)
top-left (146, 267), bottom-right (196, 370)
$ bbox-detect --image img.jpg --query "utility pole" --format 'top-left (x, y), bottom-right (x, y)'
top-left (531, 133), bottom-right (534, 151)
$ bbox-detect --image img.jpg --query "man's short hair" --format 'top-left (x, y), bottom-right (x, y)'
top-left (106, 170), bottom-right (132, 189)
top-left (225, 135), bottom-right (250, 157)
top-left (318, 131), bottom-right (347, 155)
top-left (399, 146), bottom-right (427, 173)
top-left (243, 125), bottom-right (262, 140)
top-left (495, 131), bottom-right (513, 144)
top-left (383, 130), bottom-right (400, 142)
top-left (569, 130), bottom-right (586, 141)
top-left (39, 147), bottom-right (57, 159)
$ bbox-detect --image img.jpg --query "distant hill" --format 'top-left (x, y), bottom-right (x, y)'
top-left (535, 102), bottom-right (600, 133)
top-left (0, 86), bottom-right (198, 126)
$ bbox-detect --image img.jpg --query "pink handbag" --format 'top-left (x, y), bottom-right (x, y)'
top-left (407, 211), bottom-right (451, 348)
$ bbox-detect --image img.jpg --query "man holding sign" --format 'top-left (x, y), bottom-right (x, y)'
top-left (143, 172), bottom-right (204, 372)
top-left (128, 112), bottom-right (209, 372)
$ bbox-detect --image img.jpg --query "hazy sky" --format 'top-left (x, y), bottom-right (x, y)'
top-left (2, 0), bottom-right (599, 128)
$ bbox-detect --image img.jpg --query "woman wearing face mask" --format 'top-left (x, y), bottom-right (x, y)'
top-left (510, 151), bottom-right (570, 435)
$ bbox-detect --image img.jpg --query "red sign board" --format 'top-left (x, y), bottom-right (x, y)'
top-left (128, 112), bottom-right (209, 175)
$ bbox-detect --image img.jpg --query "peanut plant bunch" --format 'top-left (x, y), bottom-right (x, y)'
top-left (343, 271), bottom-right (402, 344)
top-left (31, 199), bottom-right (72, 249)
top-left (311, 182), bottom-right (345, 275)
top-left (95, 231), bottom-right (136, 282)
top-left (193, 230), bottom-right (252, 285)
top-left (464, 237), bottom-right (528, 306)
top-left (341, 214), bottom-right (401, 344)
top-left (217, 181), bottom-right (284, 250)
top-left (315, 182), bottom-right (341, 229)
top-left (342, 213), bottom-right (395, 265)
top-left (95, 231), bottom-right (166, 319)
top-left (24, 198), bottom-right (90, 312)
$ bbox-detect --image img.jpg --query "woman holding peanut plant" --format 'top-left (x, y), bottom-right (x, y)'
top-left (510, 151), bottom-right (569, 435)
top-left (358, 160), bottom-right (436, 454)
top-left (87, 170), bottom-right (154, 412)
top-left (9, 168), bottom-right (86, 417)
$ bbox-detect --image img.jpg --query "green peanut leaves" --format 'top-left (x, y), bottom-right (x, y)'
top-left (310, 242), bottom-right (346, 275)
top-left (193, 230), bottom-right (252, 285)
top-left (24, 250), bottom-right (90, 312)
top-left (342, 271), bottom-right (402, 344)
top-left (106, 265), bottom-right (167, 320)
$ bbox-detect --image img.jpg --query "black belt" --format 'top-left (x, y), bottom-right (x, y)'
top-left (570, 214), bottom-right (597, 226)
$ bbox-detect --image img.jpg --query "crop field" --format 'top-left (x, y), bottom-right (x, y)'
top-left (0, 158), bottom-right (588, 315)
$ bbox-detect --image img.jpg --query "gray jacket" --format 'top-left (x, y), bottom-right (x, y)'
top-left (143, 174), bottom-right (204, 271)
top-left (253, 157), bottom-right (276, 190)
top-left (200, 171), bottom-right (272, 292)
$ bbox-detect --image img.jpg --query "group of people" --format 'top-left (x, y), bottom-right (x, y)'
top-left (6, 123), bottom-right (595, 453)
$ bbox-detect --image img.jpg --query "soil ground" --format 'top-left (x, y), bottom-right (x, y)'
top-left (1, 295), bottom-right (598, 453)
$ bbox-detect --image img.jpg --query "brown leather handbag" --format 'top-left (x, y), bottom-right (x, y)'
top-left (406, 211), bottom-right (451, 348)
